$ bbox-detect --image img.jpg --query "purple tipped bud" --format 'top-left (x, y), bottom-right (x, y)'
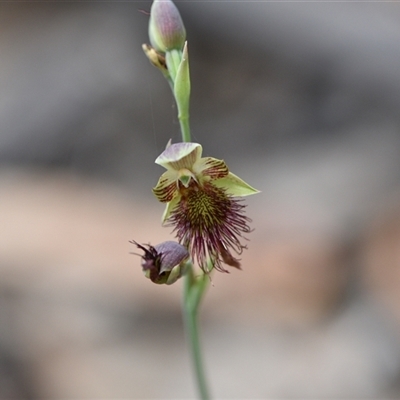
top-left (131, 240), bottom-right (189, 285)
top-left (149, 0), bottom-right (186, 53)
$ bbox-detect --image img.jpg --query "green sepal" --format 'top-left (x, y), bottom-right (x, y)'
top-left (161, 195), bottom-right (180, 224)
top-left (212, 172), bottom-right (260, 197)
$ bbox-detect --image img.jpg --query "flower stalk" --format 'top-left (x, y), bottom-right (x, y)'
top-left (183, 264), bottom-right (210, 400)
top-left (140, 1), bottom-right (258, 399)
top-left (143, 1), bottom-right (210, 397)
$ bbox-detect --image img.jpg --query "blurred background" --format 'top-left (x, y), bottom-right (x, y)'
top-left (2, 0), bottom-right (400, 398)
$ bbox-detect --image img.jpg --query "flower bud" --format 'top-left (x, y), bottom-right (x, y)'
top-left (131, 240), bottom-right (189, 285)
top-left (149, 0), bottom-right (186, 53)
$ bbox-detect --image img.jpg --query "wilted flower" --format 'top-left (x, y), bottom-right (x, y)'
top-left (153, 142), bottom-right (259, 273)
top-left (149, 0), bottom-right (186, 53)
top-left (131, 240), bottom-right (189, 285)
top-left (142, 43), bottom-right (168, 71)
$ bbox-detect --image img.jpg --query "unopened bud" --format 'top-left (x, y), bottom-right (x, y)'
top-left (149, 0), bottom-right (186, 53)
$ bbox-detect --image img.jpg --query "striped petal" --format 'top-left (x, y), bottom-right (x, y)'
top-left (194, 157), bottom-right (229, 180)
top-left (152, 170), bottom-right (179, 203)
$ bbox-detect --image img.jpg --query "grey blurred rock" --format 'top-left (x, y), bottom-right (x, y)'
top-left (2, 2), bottom-right (400, 398)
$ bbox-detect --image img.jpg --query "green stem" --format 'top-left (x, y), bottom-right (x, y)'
top-left (183, 265), bottom-right (210, 400)
top-left (172, 43), bottom-right (206, 399)
top-left (179, 115), bottom-right (191, 143)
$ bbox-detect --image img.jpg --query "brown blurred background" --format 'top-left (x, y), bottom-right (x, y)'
top-left (2, 1), bottom-right (400, 398)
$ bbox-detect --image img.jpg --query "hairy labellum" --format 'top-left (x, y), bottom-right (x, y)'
top-left (168, 181), bottom-right (251, 273)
